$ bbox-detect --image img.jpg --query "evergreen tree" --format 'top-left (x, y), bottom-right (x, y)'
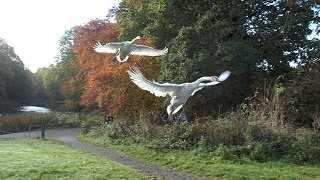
top-left (116, 0), bottom-right (319, 116)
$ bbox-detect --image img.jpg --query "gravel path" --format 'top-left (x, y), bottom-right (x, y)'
top-left (0, 128), bottom-right (197, 180)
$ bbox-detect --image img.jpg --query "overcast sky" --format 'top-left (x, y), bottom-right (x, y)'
top-left (0, 0), bottom-right (121, 72)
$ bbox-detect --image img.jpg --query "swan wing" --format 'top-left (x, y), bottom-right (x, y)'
top-left (93, 41), bottom-right (123, 53)
top-left (128, 67), bottom-right (181, 97)
top-left (130, 44), bottom-right (168, 56)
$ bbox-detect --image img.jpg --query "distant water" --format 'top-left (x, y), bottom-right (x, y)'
top-left (20, 106), bottom-right (50, 113)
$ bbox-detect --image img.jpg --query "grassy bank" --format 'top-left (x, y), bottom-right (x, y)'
top-left (81, 136), bottom-right (320, 179)
top-left (0, 138), bottom-right (149, 179)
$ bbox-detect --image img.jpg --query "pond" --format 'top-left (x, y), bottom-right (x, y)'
top-left (20, 106), bottom-right (50, 113)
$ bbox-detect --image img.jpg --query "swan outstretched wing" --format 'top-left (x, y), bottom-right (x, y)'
top-left (130, 44), bottom-right (168, 56)
top-left (128, 67), bottom-right (180, 97)
top-left (191, 71), bottom-right (231, 96)
top-left (93, 41), bottom-right (123, 53)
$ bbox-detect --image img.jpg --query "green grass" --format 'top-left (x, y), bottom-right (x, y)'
top-left (81, 136), bottom-right (320, 179)
top-left (0, 138), bottom-right (150, 180)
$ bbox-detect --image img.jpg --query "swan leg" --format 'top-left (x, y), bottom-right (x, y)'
top-left (126, 61), bottom-right (132, 69)
top-left (111, 56), bottom-right (117, 62)
top-left (110, 57), bottom-right (117, 67)
top-left (168, 114), bottom-right (174, 122)
top-left (167, 105), bottom-right (174, 123)
top-left (111, 49), bottom-right (120, 62)
top-left (180, 112), bottom-right (188, 122)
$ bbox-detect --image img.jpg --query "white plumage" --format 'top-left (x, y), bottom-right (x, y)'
top-left (93, 36), bottom-right (168, 62)
top-left (128, 67), bottom-right (231, 121)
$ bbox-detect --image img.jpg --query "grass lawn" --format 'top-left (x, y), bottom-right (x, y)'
top-left (0, 138), bottom-right (150, 180)
top-left (81, 136), bottom-right (320, 179)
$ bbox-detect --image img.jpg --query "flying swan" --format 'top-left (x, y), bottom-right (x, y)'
top-left (127, 67), bottom-right (231, 122)
top-left (93, 36), bottom-right (168, 62)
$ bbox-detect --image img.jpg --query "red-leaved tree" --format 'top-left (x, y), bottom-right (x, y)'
top-left (73, 19), bottom-right (163, 116)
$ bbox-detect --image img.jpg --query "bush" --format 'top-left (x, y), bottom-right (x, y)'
top-left (84, 83), bottom-right (320, 164)
top-left (0, 112), bottom-right (82, 134)
top-left (284, 63), bottom-right (320, 126)
top-left (49, 112), bottom-right (81, 128)
top-left (214, 144), bottom-right (235, 161)
top-left (148, 122), bottom-right (193, 150)
top-left (79, 113), bottom-right (105, 134)
top-left (0, 113), bottom-right (54, 134)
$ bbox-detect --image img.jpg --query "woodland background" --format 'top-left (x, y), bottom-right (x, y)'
top-left (1, 1), bottom-right (320, 168)
top-left (1, 0), bottom-right (319, 128)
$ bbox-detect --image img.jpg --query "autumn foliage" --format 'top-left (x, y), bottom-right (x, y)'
top-left (73, 19), bottom-right (163, 116)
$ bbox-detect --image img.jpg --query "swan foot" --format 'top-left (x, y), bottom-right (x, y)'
top-left (180, 112), bottom-right (188, 122)
top-left (111, 56), bottom-right (117, 62)
top-left (168, 114), bottom-right (174, 123)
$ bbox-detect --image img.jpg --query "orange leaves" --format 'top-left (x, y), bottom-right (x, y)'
top-left (74, 19), bottom-right (118, 74)
top-left (73, 19), bottom-right (163, 116)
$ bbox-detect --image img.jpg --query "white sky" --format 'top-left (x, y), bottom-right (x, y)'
top-left (0, 0), bottom-right (121, 72)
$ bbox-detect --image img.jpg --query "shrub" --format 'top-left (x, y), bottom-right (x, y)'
top-left (79, 112), bottom-right (105, 134)
top-left (49, 112), bottom-right (81, 128)
top-left (214, 144), bottom-right (235, 161)
top-left (284, 63), bottom-right (320, 126)
top-left (0, 112), bottom-right (82, 134)
top-left (84, 83), bottom-right (320, 164)
top-left (0, 113), bottom-right (54, 134)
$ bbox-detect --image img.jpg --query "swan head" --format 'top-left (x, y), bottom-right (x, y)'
top-left (211, 76), bottom-right (221, 82)
top-left (131, 36), bottom-right (141, 43)
top-left (134, 36), bottom-right (141, 40)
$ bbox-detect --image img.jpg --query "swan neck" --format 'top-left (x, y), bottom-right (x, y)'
top-left (131, 37), bottom-right (139, 43)
top-left (195, 76), bottom-right (212, 85)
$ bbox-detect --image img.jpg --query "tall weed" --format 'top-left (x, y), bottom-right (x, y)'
top-left (0, 113), bottom-right (53, 134)
top-left (0, 112), bottom-right (82, 134)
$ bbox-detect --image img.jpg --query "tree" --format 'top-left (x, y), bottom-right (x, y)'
top-left (29, 68), bottom-right (46, 105)
top-left (41, 65), bottom-right (65, 109)
top-left (117, 0), bottom-right (151, 41)
top-left (0, 38), bottom-right (33, 112)
top-left (57, 28), bottom-right (82, 110)
top-left (117, 0), bottom-right (215, 47)
top-left (115, 0), bottom-right (320, 117)
top-left (40, 28), bottom-right (81, 110)
top-left (246, 0), bottom-right (319, 76)
top-left (73, 19), bottom-right (162, 116)
top-left (285, 62), bottom-right (320, 126)
top-left (159, 1), bottom-right (261, 116)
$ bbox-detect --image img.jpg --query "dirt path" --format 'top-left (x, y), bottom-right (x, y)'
top-left (0, 128), bottom-right (197, 180)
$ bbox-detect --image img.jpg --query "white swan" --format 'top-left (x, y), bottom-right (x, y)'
top-left (127, 67), bottom-right (231, 122)
top-left (93, 36), bottom-right (168, 62)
